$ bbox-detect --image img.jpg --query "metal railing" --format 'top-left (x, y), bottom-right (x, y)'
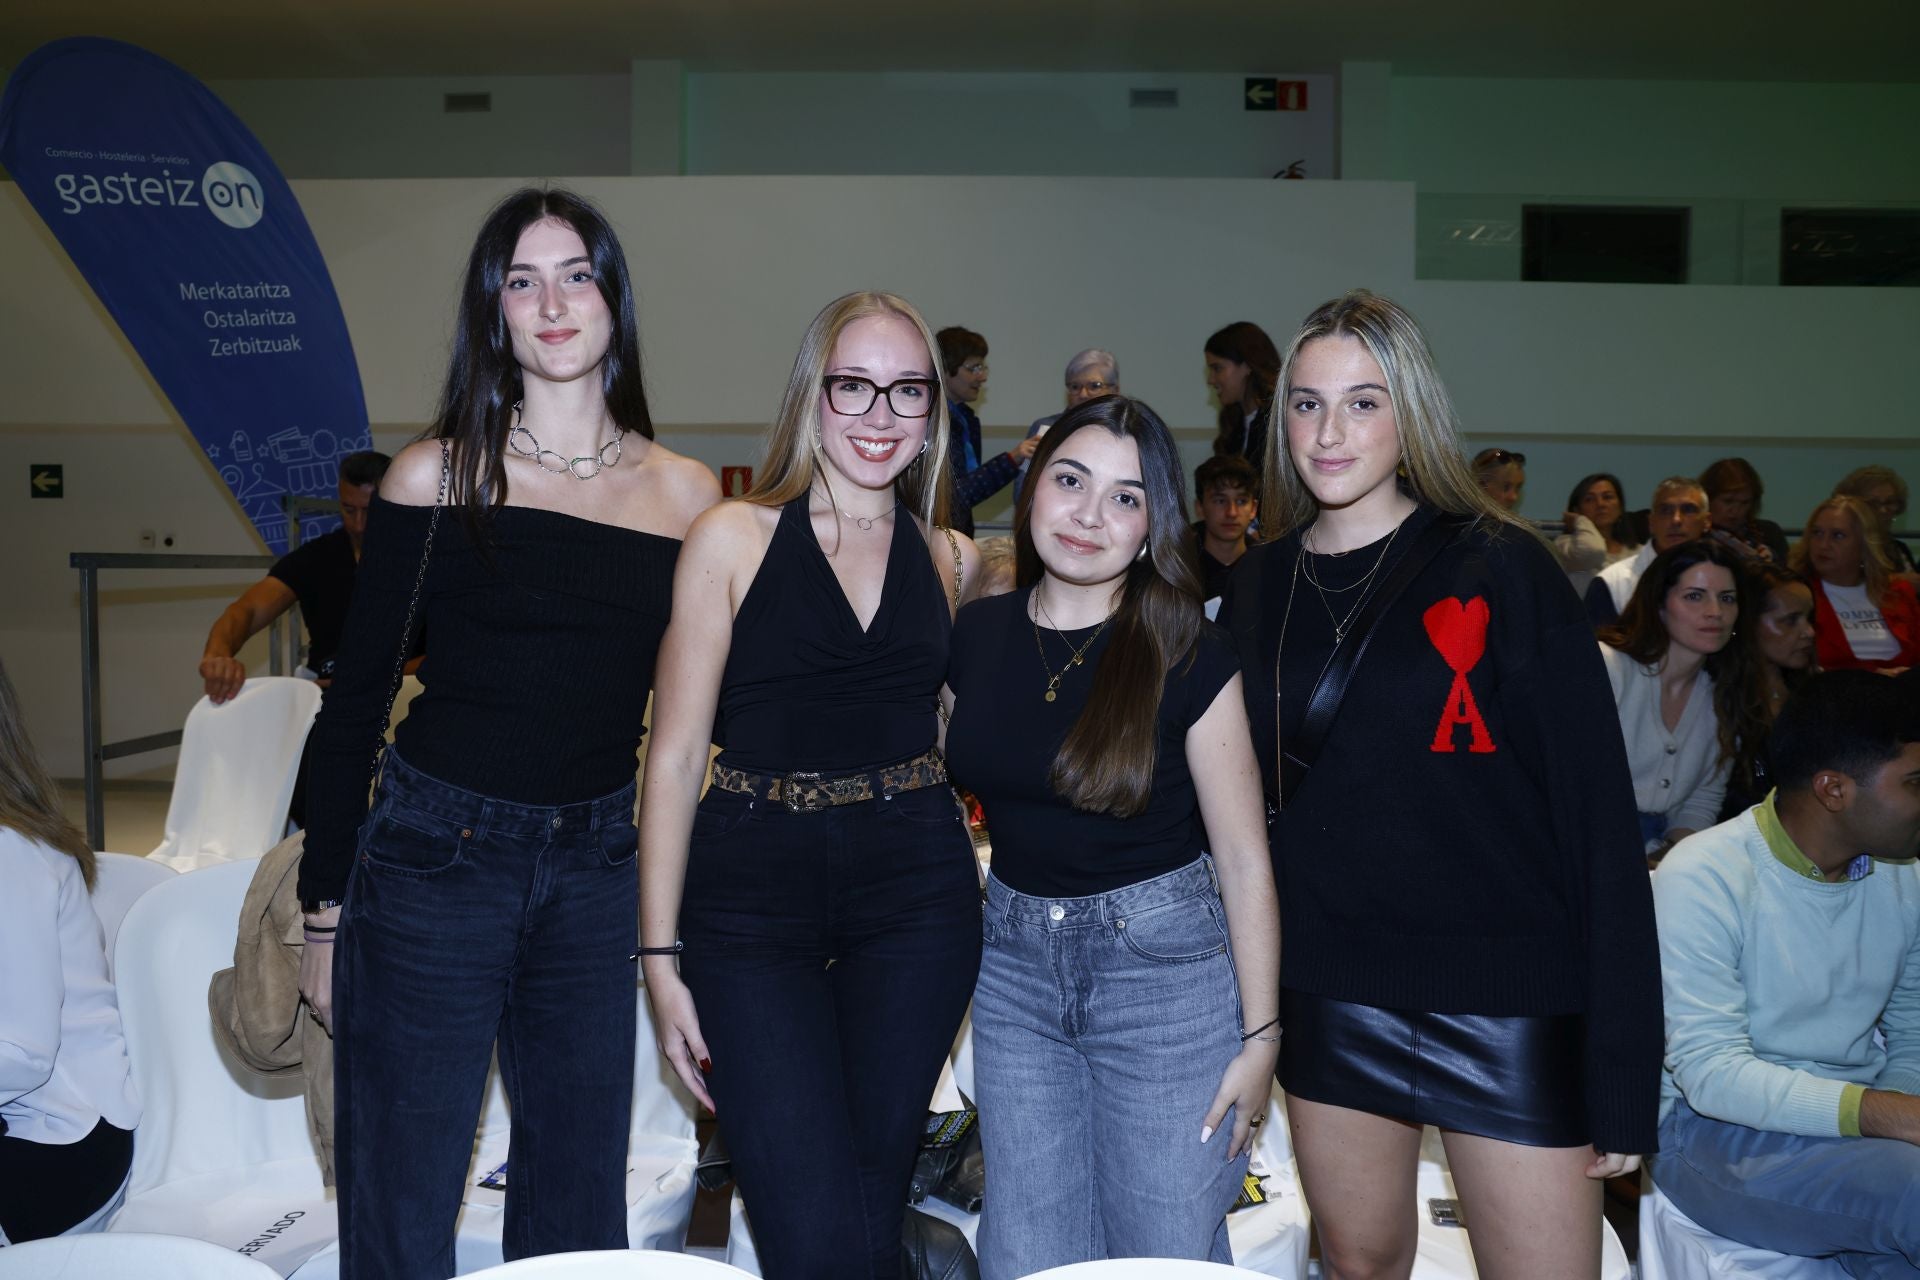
top-left (71, 551), bottom-right (287, 851)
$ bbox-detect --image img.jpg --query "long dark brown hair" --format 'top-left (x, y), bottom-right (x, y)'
top-left (0, 659), bottom-right (94, 888)
top-left (1601, 539), bottom-right (1770, 791)
top-left (1014, 396), bottom-right (1203, 817)
top-left (430, 187), bottom-right (653, 536)
top-left (1205, 321), bottom-right (1280, 456)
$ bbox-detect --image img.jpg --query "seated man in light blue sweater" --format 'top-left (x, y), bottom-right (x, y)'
top-left (1652, 670), bottom-right (1920, 1276)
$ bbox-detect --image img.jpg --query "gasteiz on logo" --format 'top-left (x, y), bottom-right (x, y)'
top-left (51, 158), bottom-right (266, 229)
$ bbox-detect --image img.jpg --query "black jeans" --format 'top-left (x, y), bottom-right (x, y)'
top-left (679, 783), bottom-right (981, 1280)
top-left (333, 749), bottom-right (639, 1279)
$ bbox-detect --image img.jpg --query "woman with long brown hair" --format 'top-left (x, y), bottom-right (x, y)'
top-left (943, 395), bottom-right (1279, 1276)
top-left (0, 658), bottom-right (140, 1243)
top-left (1222, 289), bottom-right (1660, 1280)
top-left (1205, 321), bottom-right (1281, 480)
top-left (1717, 560), bottom-right (1818, 822)
top-left (1598, 540), bottom-right (1768, 860)
top-left (639, 291), bottom-right (984, 1278)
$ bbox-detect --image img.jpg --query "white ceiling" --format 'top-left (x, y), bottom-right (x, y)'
top-left (3, 0), bottom-right (1916, 83)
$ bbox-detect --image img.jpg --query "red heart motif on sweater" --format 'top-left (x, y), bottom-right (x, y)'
top-left (1422, 596), bottom-right (1489, 676)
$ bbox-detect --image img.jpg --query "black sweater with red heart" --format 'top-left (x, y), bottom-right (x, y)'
top-left (1220, 504), bottom-right (1662, 1156)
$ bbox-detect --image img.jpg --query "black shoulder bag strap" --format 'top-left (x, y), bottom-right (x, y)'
top-left (1279, 514), bottom-right (1464, 806)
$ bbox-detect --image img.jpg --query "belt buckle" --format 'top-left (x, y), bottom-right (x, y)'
top-left (783, 770), bottom-right (824, 813)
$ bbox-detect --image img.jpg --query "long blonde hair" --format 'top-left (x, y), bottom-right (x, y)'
top-left (1261, 289), bottom-right (1532, 540)
top-left (1791, 495), bottom-right (1895, 605)
top-left (748, 292), bottom-right (952, 530)
top-left (0, 658), bottom-right (95, 889)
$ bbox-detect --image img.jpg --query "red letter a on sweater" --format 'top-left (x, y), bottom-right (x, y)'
top-left (1423, 597), bottom-right (1496, 754)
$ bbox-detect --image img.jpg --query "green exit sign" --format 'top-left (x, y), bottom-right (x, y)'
top-left (30, 464), bottom-right (63, 499)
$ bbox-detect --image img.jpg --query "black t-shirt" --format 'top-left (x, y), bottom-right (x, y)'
top-left (945, 588), bottom-right (1239, 897)
top-left (268, 528), bottom-right (357, 677)
top-left (1189, 521), bottom-right (1236, 602)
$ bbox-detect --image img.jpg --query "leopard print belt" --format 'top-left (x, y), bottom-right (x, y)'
top-left (708, 749), bottom-right (949, 813)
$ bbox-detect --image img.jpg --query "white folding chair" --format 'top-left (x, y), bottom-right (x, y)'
top-left (1022, 1261), bottom-right (1273, 1278)
top-left (107, 859), bottom-right (340, 1276)
top-left (88, 852), bottom-right (176, 975)
top-left (464, 1250), bottom-right (756, 1277)
top-left (1639, 1176), bottom-right (1850, 1279)
top-left (1405, 1128), bottom-right (1632, 1279)
top-left (151, 678), bottom-right (322, 871)
top-left (0, 1231), bottom-right (282, 1278)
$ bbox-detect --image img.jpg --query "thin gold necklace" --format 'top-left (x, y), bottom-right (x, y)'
top-left (1030, 588), bottom-right (1115, 703)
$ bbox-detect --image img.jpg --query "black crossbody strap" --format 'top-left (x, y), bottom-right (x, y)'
top-left (1289, 515), bottom-right (1464, 786)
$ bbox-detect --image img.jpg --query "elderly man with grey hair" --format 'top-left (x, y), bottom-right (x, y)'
top-left (1014, 349), bottom-right (1120, 504)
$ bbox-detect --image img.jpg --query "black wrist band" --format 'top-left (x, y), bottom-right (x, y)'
top-left (631, 942), bottom-right (685, 959)
top-left (1240, 1016), bottom-right (1280, 1041)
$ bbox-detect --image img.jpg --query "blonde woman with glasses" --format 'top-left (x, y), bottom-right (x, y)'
top-left (640, 292), bottom-right (984, 1278)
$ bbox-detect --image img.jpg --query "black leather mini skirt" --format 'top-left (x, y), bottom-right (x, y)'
top-left (1279, 988), bottom-right (1589, 1149)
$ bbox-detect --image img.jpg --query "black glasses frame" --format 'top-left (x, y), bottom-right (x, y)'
top-left (820, 375), bottom-right (938, 418)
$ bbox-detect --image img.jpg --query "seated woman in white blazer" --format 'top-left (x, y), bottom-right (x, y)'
top-left (0, 659), bottom-right (140, 1243)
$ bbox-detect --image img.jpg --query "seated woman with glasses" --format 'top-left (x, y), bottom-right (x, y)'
top-left (640, 292), bottom-right (984, 1279)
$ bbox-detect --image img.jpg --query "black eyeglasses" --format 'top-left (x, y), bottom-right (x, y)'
top-left (821, 375), bottom-right (937, 418)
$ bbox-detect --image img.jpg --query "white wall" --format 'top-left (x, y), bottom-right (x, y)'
top-left (207, 75), bottom-right (634, 178)
top-left (685, 71), bottom-right (1335, 178)
top-left (4, 175), bottom-right (1916, 777)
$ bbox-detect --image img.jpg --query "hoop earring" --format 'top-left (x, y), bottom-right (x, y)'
top-left (1136, 543), bottom-right (1149, 563)
top-left (919, 440), bottom-right (929, 457)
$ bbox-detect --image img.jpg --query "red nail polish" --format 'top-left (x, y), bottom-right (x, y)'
top-left (699, 1057), bottom-right (713, 1074)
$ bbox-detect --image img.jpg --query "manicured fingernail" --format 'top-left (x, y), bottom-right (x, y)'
top-left (1200, 1125), bottom-right (1214, 1144)
top-left (699, 1057), bottom-right (712, 1074)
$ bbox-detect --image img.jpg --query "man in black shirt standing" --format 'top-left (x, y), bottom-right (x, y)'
top-left (198, 450), bottom-right (391, 699)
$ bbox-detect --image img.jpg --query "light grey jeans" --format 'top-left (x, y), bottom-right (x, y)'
top-left (972, 857), bottom-right (1248, 1280)
top-left (1651, 1100), bottom-right (1920, 1279)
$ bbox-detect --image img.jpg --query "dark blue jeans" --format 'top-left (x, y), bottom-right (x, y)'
top-left (678, 783), bottom-right (982, 1280)
top-left (333, 749), bottom-right (639, 1280)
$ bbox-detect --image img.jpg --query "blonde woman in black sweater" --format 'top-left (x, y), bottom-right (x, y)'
top-left (1221, 291), bottom-right (1660, 1280)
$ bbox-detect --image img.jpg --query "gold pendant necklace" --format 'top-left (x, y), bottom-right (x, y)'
top-left (1030, 589), bottom-right (1115, 702)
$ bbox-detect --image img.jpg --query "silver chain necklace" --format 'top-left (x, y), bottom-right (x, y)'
top-left (1302, 522), bottom-right (1399, 645)
top-left (508, 401), bottom-right (622, 480)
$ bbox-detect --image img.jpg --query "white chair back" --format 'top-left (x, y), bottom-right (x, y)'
top-left (1021, 1262), bottom-right (1273, 1278)
top-left (1639, 1176), bottom-right (1850, 1279)
top-left (152, 678), bottom-right (322, 871)
top-left (0, 1232), bottom-right (281, 1278)
top-left (463, 1249), bottom-right (755, 1276)
top-left (112, 858), bottom-right (318, 1196)
top-left (89, 852), bottom-right (176, 974)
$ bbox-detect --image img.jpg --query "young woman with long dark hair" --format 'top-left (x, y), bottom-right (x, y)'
top-left (1205, 321), bottom-right (1281, 480)
top-left (1717, 560), bottom-right (1818, 821)
top-left (0, 659), bottom-right (139, 1244)
top-left (1222, 290), bottom-right (1660, 1280)
top-left (639, 292), bottom-right (984, 1279)
top-left (299, 187), bottom-right (719, 1276)
top-left (943, 395), bottom-right (1280, 1277)
top-left (1598, 540), bottom-right (1768, 860)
